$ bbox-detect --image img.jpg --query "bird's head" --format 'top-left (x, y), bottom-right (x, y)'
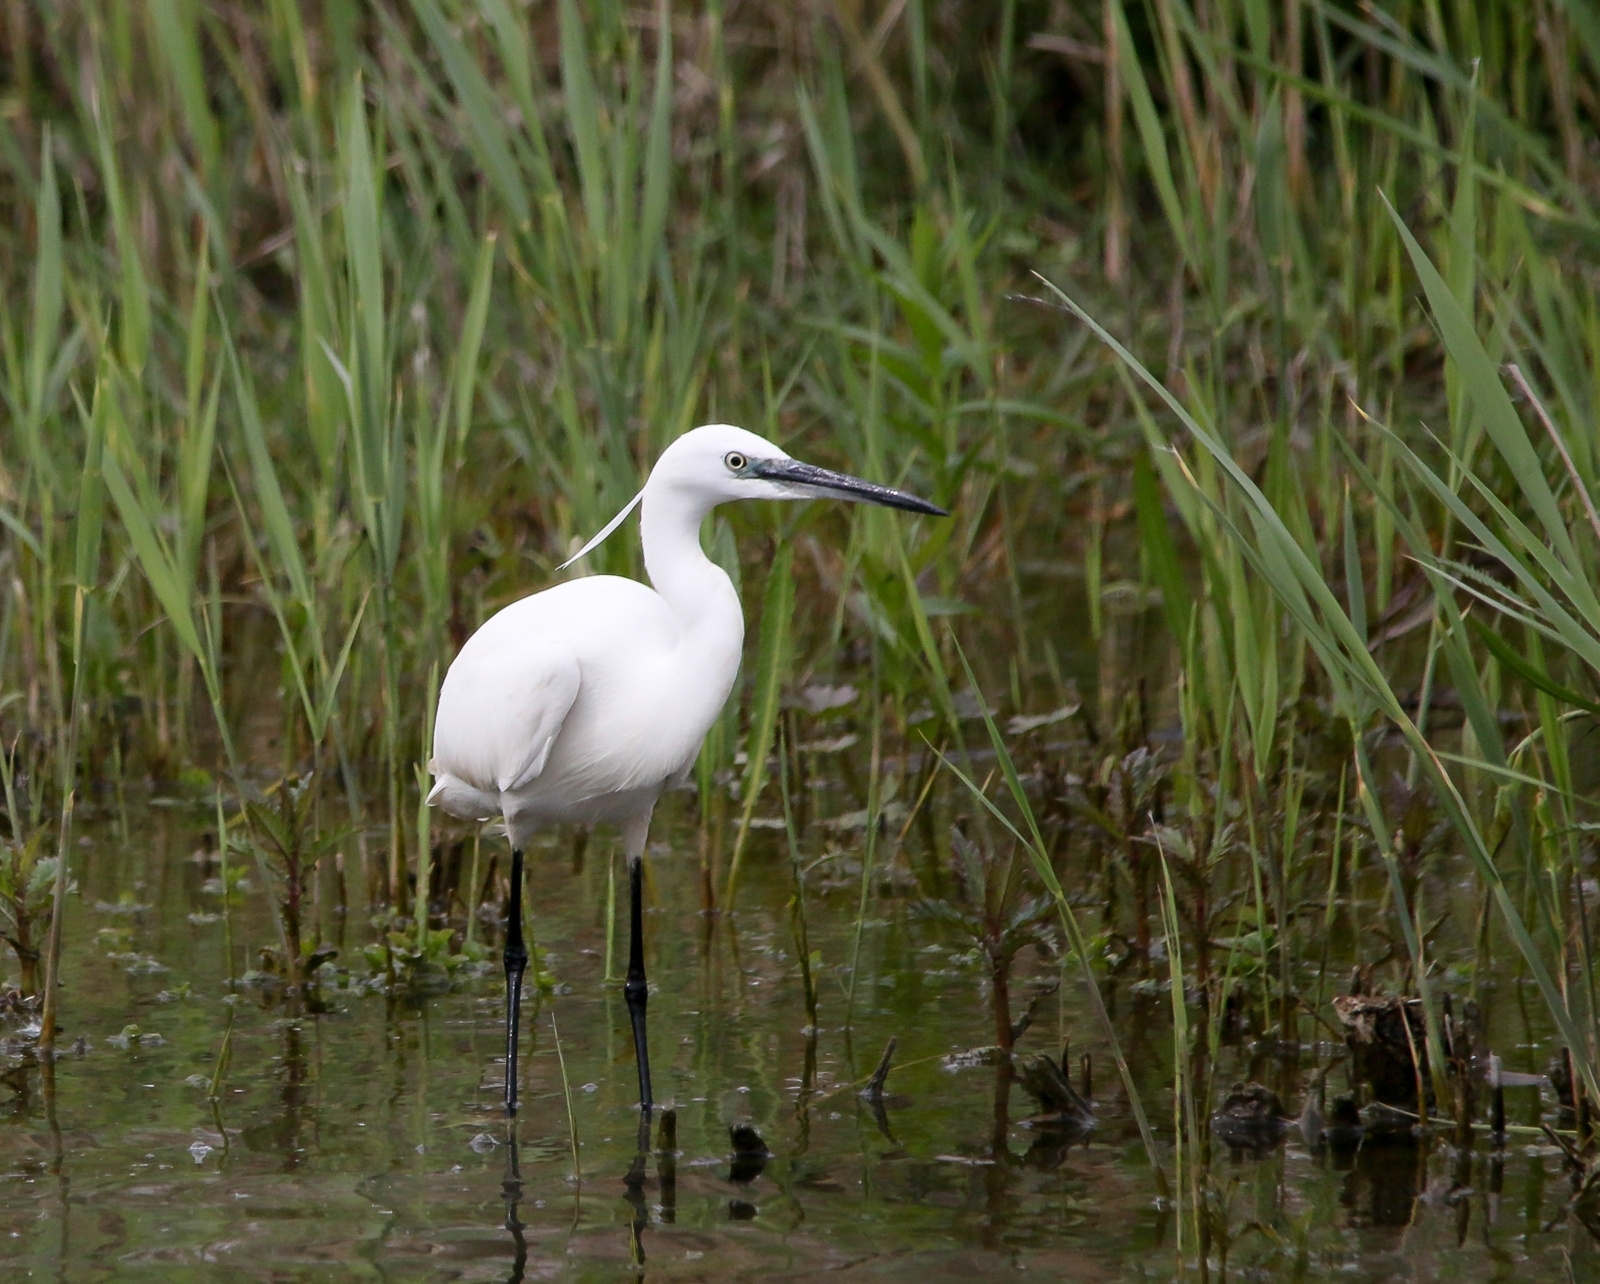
top-left (560, 425), bottom-right (946, 569)
top-left (653, 424), bottom-right (948, 515)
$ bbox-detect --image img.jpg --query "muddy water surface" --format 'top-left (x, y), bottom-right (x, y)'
top-left (0, 590), bottom-right (1593, 1281)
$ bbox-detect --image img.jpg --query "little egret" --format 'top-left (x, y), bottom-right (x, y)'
top-left (427, 424), bottom-right (945, 1118)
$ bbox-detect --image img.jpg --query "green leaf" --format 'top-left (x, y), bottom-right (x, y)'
top-left (1134, 448), bottom-right (1193, 647)
top-left (150, 0), bottom-right (220, 174)
top-left (0, 504), bottom-right (42, 561)
top-left (26, 124), bottom-right (62, 436)
top-left (224, 329), bottom-right (314, 610)
top-left (1467, 616), bottom-right (1600, 717)
top-left (453, 231), bottom-right (497, 449)
top-left (102, 450), bottom-right (203, 665)
top-left (73, 385), bottom-right (107, 594)
top-left (636, 0), bottom-right (674, 295)
top-left (1114, 0), bottom-right (1190, 263)
top-left (1341, 486), bottom-right (1367, 646)
top-left (91, 97), bottom-right (150, 374)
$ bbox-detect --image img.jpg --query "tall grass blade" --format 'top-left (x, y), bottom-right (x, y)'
top-left (89, 90), bottom-right (150, 375)
top-left (1134, 447), bottom-right (1193, 648)
top-left (636, 0), bottom-right (674, 298)
top-left (454, 232), bottom-right (498, 452)
top-left (40, 384), bottom-right (106, 1050)
top-left (1113, 0), bottom-right (1189, 264)
top-left (150, 0), bottom-right (220, 176)
top-left (24, 125), bottom-right (62, 458)
top-left (724, 544), bottom-right (795, 907)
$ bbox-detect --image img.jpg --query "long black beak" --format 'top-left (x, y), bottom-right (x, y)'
top-left (752, 458), bottom-right (948, 516)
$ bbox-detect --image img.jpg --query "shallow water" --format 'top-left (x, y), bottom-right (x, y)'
top-left (2, 740), bottom-right (1597, 1279)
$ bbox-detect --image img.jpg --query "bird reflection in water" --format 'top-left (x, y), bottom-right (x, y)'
top-left (498, 1108), bottom-right (679, 1276)
top-left (501, 1133), bottom-right (528, 1284)
top-left (623, 1107), bottom-right (652, 1267)
top-left (623, 1106), bottom-right (684, 1267)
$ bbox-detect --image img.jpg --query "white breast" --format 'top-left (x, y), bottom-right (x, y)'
top-left (429, 572), bottom-right (743, 833)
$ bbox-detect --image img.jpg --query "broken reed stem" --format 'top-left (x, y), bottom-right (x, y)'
top-left (415, 659), bottom-right (440, 951)
top-left (865, 1035), bottom-right (897, 1100)
top-left (778, 723), bottom-right (818, 1028)
top-left (604, 848), bottom-right (618, 983)
top-left (40, 585), bottom-right (91, 1052)
top-left (207, 1009), bottom-right (235, 1100)
top-left (38, 790), bottom-right (74, 1052)
top-left (844, 666), bottom-right (884, 1032)
top-left (1102, 0), bottom-right (1125, 285)
top-left (551, 1011), bottom-right (581, 1183)
top-left (1489, 1053), bottom-right (1506, 1142)
top-left (214, 783), bottom-right (235, 983)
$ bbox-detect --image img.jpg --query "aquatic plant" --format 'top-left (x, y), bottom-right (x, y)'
top-left (238, 774), bottom-right (345, 992)
top-left (0, 831), bottom-right (60, 997)
top-left (913, 828), bottom-right (1056, 1054)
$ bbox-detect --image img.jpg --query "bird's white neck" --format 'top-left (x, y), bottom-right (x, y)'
top-left (639, 482), bottom-right (741, 639)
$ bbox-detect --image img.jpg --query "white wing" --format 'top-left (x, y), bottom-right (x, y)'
top-left (429, 630), bottom-right (581, 804)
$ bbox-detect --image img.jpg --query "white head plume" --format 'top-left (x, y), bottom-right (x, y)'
top-left (558, 488), bottom-right (645, 571)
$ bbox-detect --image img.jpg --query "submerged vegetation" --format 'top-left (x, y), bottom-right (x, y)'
top-left (3, 0), bottom-right (1600, 1275)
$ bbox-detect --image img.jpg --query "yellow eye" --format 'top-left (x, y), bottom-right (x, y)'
top-left (724, 451), bottom-right (748, 472)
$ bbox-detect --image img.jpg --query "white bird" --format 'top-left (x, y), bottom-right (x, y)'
top-left (427, 424), bottom-right (945, 1118)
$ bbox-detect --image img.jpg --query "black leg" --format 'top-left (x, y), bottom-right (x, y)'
top-left (503, 846), bottom-right (528, 1117)
top-left (624, 853), bottom-right (653, 1109)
